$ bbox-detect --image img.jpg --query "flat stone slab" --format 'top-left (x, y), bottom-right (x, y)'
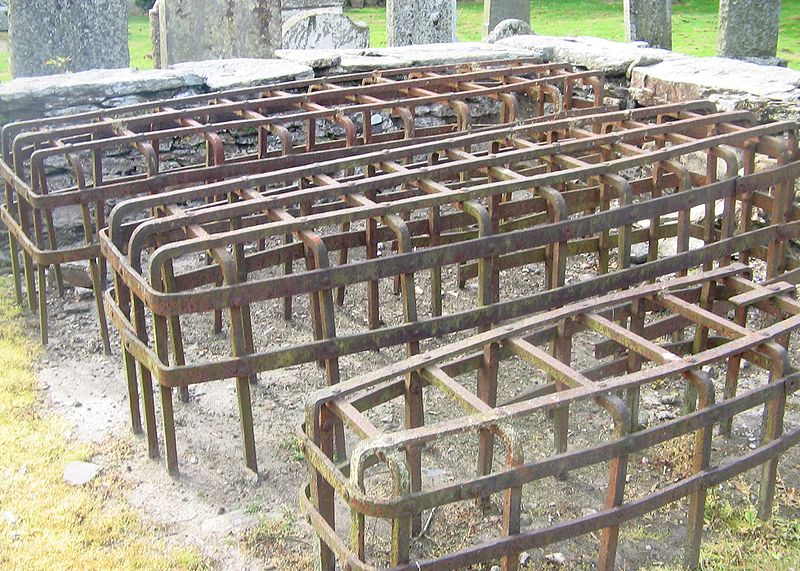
top-left (630, 56), bottom-right (800, 121)
top-left (169, 59), bottom-right (314, 90)
top-left (496, 35), bottom-right (674, 76)
top-left (0, 68), bottom-right (204, 114)
top-left (63, 461), bottom-right (101, 486)
top-left (278, 43), bottom-right (532, 73)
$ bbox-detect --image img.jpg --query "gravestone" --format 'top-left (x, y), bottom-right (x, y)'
top-left (158, 0), bottom-right (281, 66)
top-left (8, 0), bottom-right (129, 78)
top-left (0, 1), bottom-right (7, 33)
top-left (149, 1), bottom-right (161, 69)
top-left (282, 0), bottom-right (343, 22)
top-left (485, 19), bottom-right (534, 44)
top-left (624, 0), bottom-right (672, 50)
top-left (718, 0), bottom-right (781, 59)
top-left (386, 0), bottom-right (457, 46)
top-left (282, 9), bottom-right (369, 50)
top-left (482, 0), bottom-right (530, 38)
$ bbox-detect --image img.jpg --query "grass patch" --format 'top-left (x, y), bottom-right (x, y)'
top-left (240, 507), bottom-right (312, 571)
top-left (699, 490), bottom-right (800, 570)
top-left (0, 1), bottom-right (797, 83)
top-left (0, 274), bottom-right (210, 571)
top-left (349, 0), bottom-right (800, 69)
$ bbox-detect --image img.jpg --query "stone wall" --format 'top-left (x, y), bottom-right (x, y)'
top-left (3, 38), bottom-right (800, 268)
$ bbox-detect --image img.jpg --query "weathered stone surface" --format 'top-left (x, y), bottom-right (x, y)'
top-left (149, 2), bottom-right (162, 69)
top-left (386, 0), bottom-right (456, 47)
top-left (630, 56), bottom-right (800, 122)
top-left (483, 0), bottom-right (530, 37)
top-left (497, 35), bottom-right (673, 76)
top-left (277, 43), bottom-right (529, 73)
top-left (169, 59), bottom-right (314, 90)
top-left (718, 0), bottom-right (781, 59)
top-left (485, 19), bottom-right (534, 44)
top-left (0, 0), bottom-right (8, 32)
top-left (282, 0), bottom-right (343, 21)
top-left (201, 509), bottom-right (260, 537)
top-left (8, 0), bottom-right (130, 78)
top-left (0, 67), bottom-right (204, 115)
top-left (282, 9), bottom-right (369, 50)
top-left (63, 461), bottom-right (101, 486)
top-left (624, 0), bottom-right (672, 50)
top-left (0, 68), bottom-right (203, 115)
top-left (275, 49), bottom-right (343, 70)
top-left (158, 0), bottom-right (281, 66)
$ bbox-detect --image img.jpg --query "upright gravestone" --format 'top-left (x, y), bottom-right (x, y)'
top-left (386, 0), bottom-right (457, 46)
top-left (282, 9), bottom-right (369, 50)
top-left (482, 0), bottom-right (530, 38)
top-left (158, 0), bottom-right (281, 66)
top-left (282, 0), bottom-right (343, 22)
top-left (0, 0), bottom-right (8, 33)
top-left (8, 0), bottom-right (129, 78)
top-left (623, 0), bottom-right (672, 50)
top-left (718, 0), bottom-right (781, 59)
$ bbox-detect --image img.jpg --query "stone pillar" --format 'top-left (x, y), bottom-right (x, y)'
top-left (8, 0), bottom-right (130, 78)
top-left (624, 0), bottom-right (672, 50)
top-left (149, 1), bottom-right (162, 69)
top-left (158, 0), bottom-right (281, 66)
top-left (718, 0), bottom-right (781, 59)
top-left (386, 0), bottom-right (457, 47)
top-left (482, 0), bottom-right (530, 38)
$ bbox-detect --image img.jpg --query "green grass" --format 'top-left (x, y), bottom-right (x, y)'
top-left (0, 275), bottom-right (210, 570)
top-left (349, 0), bottom-right (800, 69)
top-left (0, 1), bottom-right (797, 83)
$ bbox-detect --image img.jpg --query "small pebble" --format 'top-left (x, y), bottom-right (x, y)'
top-left (544, 552), bottom-right (566, 566)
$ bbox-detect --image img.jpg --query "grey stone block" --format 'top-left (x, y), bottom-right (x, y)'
top-left (386, 0), bottom-right (456, 47)
top-left (8, 0), bottom-right (130, 78)
top-left (718, 0), bottom-right (780, 59)
top-left (169, 59), bottom-right (314, 90)
top-left (282, 9), bottom-right (369, 50)
top-left (158, 0), bottom-right (281, 66)
top-left (482, 0), bottom-right (530, 38)
top-left (485, 19), bottom-right (534, 44)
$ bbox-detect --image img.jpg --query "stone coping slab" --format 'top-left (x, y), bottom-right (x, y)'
top-left (0, 68), bottom-right (203, 110)
top-left (277, 42), bottom-right (532, 72)
top-left (1, 36), bottom-right (799, 124)
top-left (169, 59), bottom-right (314, 90)
top-left (630, 56), bottom-right (800, 121)
top-left (496, 34), bottom-right (677, 76)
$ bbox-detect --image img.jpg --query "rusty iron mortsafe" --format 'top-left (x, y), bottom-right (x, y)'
top-left (100, 102), bottom-right (799, 475)
top-left (0, 59), bottom-right (603, 350)
top-left (300, 266), bottom-right (800, 571)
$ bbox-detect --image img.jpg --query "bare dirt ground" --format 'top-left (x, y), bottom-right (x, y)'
top-left (20, 243), bottom-right (800, 570)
